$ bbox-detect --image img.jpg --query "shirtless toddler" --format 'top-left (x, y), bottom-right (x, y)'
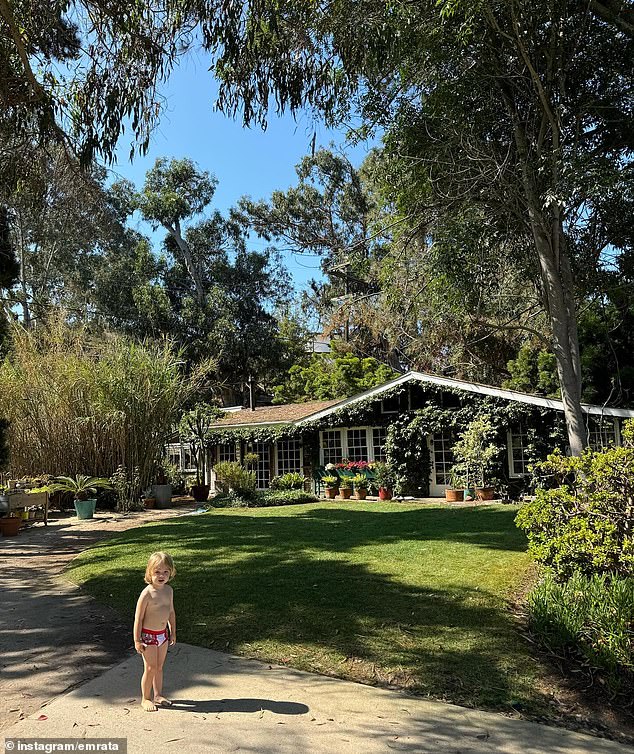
top-left (133, 551), bottom-right (177, 711)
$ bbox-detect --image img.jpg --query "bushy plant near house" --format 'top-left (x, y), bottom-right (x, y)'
top-left (451, 415), bottom-right (501, 489)
top-left (527, 571), bottom-right (633, 696)
top-left (213, 461), bottom-right (256, 497)
top-left (516, 421), bottom-right (634, 578)
top-left (270, 472), bottom-right (307, 490)
top-left (211, 489), bottom-right (317, 508)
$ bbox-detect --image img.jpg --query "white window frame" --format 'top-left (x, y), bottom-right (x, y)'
top-left (587, 416), bottom-right (618, 450)
top-left (507, 427), bottom-right (529, 478)
top-left (319, 427), bottom-right (387, 464)
top-left (217, 442), bottom-right (237, 463)
top-left (275, 438), bottom-right (304, 476)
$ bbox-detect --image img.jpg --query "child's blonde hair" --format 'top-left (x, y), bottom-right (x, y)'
top-left (144, 551), bottom-right (176, 584)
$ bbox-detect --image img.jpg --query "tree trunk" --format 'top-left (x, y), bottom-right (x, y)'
top-left (166, 222), bottom-right (206, 304)
top-left (510, 118), bottom-right (587, 455)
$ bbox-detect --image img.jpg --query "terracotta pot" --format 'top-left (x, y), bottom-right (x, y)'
top-left (143, 497), bottom-right (156, 509)
top-left (378, 486), bottom-right (392, 501)
top-left (0, 517), bottom-right (21, 536)
top-left (355, 489), bottom-right (368, 500)
top-left (325, 487), bottom-right (337, 499)
top-left (476, 487), bottom-right (495, 501)
top-left (339, 488), bottom-right (352, 499)
top-left (445, 489), bottom-right (463, 502)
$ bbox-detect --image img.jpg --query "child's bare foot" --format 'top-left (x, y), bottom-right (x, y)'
top-left (154, 695), bottom-right (172, 706)
top-left (141, 698), bottom-right (157, 712)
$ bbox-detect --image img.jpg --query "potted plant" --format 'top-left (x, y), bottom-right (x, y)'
top-left (445, 465), bottom-right (465, 503)
top-left (143, 496), bottom-right (156, 510)
top-left (339, 477), bottom-right (352, 499)
top-left (48, 474), bottom-right (112, 519)
top-left (323, 475), bottom-right (339, 499)
top-left (179, 405), bottom-right (221, 503)
top-left (451, 416), bottom-right (500, 503)
top-left (151, 465), bottom-right (172, 509)
top-left (352, 474), bottom-right (368, 500)
top-left (0, 515), bottom-right (22, 536)
top-left (373, 462), bottom-right (394, 501)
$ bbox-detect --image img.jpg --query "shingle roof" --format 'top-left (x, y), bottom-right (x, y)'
top-left (211, 399), bottom-right (341, 427)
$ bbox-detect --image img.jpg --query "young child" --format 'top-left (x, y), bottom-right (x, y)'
top-left (134, 551), bottom-right (177, 711)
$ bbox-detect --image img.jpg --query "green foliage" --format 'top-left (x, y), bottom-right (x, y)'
top-left (322, 475), bottom-right (339, 489)
top-left (269, 472), bottom-right (307, 491)
top-left (385, 413), bottom-right (431, 496)
top-left (451, 416), bottom-right (501, 488)
top-left (372, 462), bottom-right (395, 490)
top-left (351, 474), bottom-right (368, 489)
top-left (211, 489), bottom-right (318, 508)
top-left (527, 572), bottom-right (633, 696)
top-left (504, 342), bottom-right (559, 398)
top-left (179, 404), bottom-right (223, 485)
top-left (48, 474), bottom-right (112, 501)
top-left (516, 425), bottom-right (634, 578)
top-left (272, 343), bottom-right (397, 404)
top-left (213, 461), bottom-right (256, 497)
top-left (109, 465), bottom-right (141, 513)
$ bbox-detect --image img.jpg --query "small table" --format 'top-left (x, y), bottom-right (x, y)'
top-left (6, 490), bottom-right (49, 526)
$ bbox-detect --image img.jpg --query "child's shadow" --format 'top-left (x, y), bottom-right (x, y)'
top-left (167, 699), bottom-right (309, 715)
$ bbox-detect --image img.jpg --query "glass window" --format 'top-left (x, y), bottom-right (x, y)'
top-left (217, 443), bottom-right (236, 463)
top-left (587, 417), bottom-right (616, 450)
top-left (347, 429), bottom-right (369, 461)
top-left (277, 439), bottom-right (302, 475)
top-left (432, 432), bottom-right (454, 486)
top-left (381, 397), bottom-right (399, 414)
top-left (322, 430), bottom-right (343, 465)
top-left (509, 427), bottom-right (529, 476)
top-left (372, 427), bottom-right (387, 462)
top-left (182, 449), bottom-right (195, 471)
top-left (248, 442), bottom-right (271, 488)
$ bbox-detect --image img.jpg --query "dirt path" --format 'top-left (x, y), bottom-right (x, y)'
top-left (0, 503), bottom-right (199, 731)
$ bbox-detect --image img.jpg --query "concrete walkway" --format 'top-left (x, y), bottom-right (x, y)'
top-left (6, 645), bottom-right (634, 754)
top-left (0, 504), bottom-right (199, 731)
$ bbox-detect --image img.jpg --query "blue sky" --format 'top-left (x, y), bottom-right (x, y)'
top-left (109, 48), bottom-right (376, 292)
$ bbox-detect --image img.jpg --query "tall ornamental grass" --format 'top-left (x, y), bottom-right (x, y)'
top-left (527, 572), bottom-right (633, 696)
top-left (0, 320), bottom-right (201, 490)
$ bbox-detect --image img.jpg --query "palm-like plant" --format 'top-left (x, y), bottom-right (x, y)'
top-left (48, 474), bottom-right (112, 501)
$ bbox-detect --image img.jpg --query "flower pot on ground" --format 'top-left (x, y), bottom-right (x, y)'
top-left (445, 488), bottom-right (463, 502)
top-left (373, 463), bottom-right (396, 502)
top-left (339, 485), bottom-right (352, 500)
top-left (74, 498), bottom-right (97, 519)
top-left (151, 483), bottom-right (172, 508)
top-left (352, 474), bottom-right (368, 500)
top-left (322, 475), bottom-right (339, 499)
top-left (475, 487), bottom-right (496, 501)
top-left (48, 475), bottom-right (112, 519)
top-left (143, 497), bottom-right (156, 510)
top-left (0, 516), bottom-right (21, 536)
top-left (190, 484), bottom-right (210, 502)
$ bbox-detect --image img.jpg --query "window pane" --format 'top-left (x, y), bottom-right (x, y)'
top-left (347, 429), bottom-right (368, 461)
top-left (322, 430), bottom-right (343, 465)
top-left (218, 443), bottom-right (236, 463)
top-left (248, 442), bottom-right (271, 488)
top-left (372, 427), bottom-right (387, 462)
top-left (277, 439), bottom-right (302, 475)
top-left (432, 432), bottom-right (454, 485)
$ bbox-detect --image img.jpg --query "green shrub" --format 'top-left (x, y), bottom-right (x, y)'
top-left (257, 489), bottom-right (318, 507)
top-left (211, 489), bottom-right (317, 508)
top-left (515, 427), bottom-right (634, 578)
top-left (527, 572), bottom-right (634, 695)
top-left (269, 472), bottom-right (307, 490)
top-left (213, 461), bottom-right (256, 497)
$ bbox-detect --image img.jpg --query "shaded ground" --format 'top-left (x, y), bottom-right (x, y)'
top-left (0, 502), bottom-right (199, 731)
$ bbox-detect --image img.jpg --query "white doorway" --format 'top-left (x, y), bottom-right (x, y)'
top-left (428, 432), bottom-right (454, 496)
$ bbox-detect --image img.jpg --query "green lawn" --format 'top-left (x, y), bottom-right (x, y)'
top-left (67, 501), bottom-right (547, 714)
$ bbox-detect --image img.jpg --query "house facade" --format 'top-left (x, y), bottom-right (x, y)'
top-left (168, 371), bottom-right (634, 497)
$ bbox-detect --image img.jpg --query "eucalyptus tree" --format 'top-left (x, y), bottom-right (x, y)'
top-left (195, 0), bottom-right (633, 454)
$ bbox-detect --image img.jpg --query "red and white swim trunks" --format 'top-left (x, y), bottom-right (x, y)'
top-left (141, 627), bottom-right (169, 647)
